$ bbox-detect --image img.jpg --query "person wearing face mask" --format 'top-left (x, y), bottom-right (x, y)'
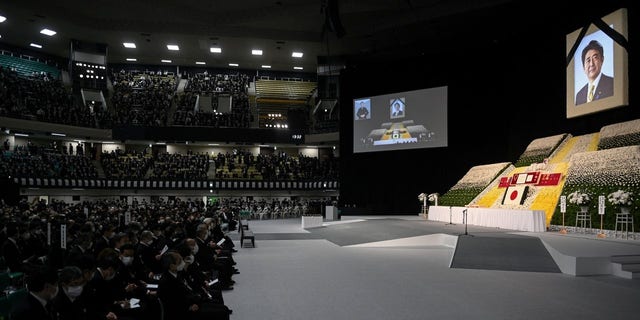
top-left (178, 239), bottom-right (225, 306)
top-left (53, 266), bottom-right (90, 320)
top-left (10, 266), bottom-right (59, 320)
top-left (158, 251), bottom-right (231, 320)
top-left (137, 230), bottom-right (162, 280)
top-left (84, 249), bottom-right (133, 320)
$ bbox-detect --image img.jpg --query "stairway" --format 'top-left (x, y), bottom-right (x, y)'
top-left (92, 160), bottom-right (106, 179)
top-left (207, 160), bottom-right (216, 179)
top-left (611, 255), bottom-right (640, 279)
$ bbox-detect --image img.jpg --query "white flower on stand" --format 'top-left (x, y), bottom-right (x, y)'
top-left (418, 193), bottom-right (427, 201)
top-left (567, 191), bottom-right (590, 206)
top-left (607, 190), bottom-right (633, 206)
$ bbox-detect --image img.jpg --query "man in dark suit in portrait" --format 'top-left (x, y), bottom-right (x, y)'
top-left (575, 40), bottom-right (614, 105)
top-left (391, 101), bottom-right (404, 118)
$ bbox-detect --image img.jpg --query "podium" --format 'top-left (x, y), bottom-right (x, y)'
top-left (325, 206), bottom-right (339, 221)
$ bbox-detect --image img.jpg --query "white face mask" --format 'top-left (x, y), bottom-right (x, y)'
top-left (66, 285), bottom-right (84, 299)
top-left (121, 256), bottom-right (134, 266)
top-left (192, 244), bottom-right (199, 255)
top-left (176, 260), bottom-right (186, 272)
top-left (184, 255), bottom-right (194, 264)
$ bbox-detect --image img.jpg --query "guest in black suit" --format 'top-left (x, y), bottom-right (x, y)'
top-left (137, 230), bottom-right (162, 279)
top-left (93, 224), bottom-right (115, 257)
top-left (575, 40), bottom-right (614, 105)
top-left (158, 251), bottom-right (231, 320)
top-left (194, 224), bottom-right (234, 290)
top-left (52, 266), bottom-right (90, 320)
top-left (10, 266), bottom-right (59, 320)
top-left (1, 222), bottom-right (24, 273)
top-left (84, 249), bottom-right (133, 320)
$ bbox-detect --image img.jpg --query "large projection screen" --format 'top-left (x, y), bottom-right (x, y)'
top-left (566, 8), bottom-right (629, 118)
top-left (353, 86), bottom-right (447, 153)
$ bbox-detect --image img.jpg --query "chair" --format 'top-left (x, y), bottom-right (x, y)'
top-left (614, 210), bottom-right (635, 240)
top-left (575, 206), bottom-right (591, 233)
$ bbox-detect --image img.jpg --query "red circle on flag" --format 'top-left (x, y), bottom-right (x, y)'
top-left (510, 190), bottom-right (519, 200)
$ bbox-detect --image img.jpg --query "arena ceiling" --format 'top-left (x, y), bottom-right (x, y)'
top-left (0, 0), bottom-right (524, 72)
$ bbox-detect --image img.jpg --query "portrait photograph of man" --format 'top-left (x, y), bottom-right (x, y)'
top-left (574, 34), bottom-right (614, 106)
top-left (390, 98), bottom-right (405, 119)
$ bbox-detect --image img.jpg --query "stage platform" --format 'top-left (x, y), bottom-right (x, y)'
top-left (229, 215), bottom-right (640, 278)
top-left (225, 216), bottom-right (640, 320)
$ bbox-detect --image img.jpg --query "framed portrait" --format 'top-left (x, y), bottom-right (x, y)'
top-left (566, 8), bottom-right (628, 118)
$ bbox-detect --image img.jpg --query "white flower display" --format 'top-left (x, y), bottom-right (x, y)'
top-left (418, 193), bottom-right (427, 201)
top-left (607, 190), bottom-right (634, 206)
top-left (567, 146), bottom-right (640, 185)
top-left (450, 162), bottom-right (511, 190)
top-left (599, 118), bottom-right (640, 139)
top-left (428, 193), bottom-right (439, 202)
top-left (518, 134), bottom-right (570, 161)
top-left (567, 191), bottom-right (590, 205)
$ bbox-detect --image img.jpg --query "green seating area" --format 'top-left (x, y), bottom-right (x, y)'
top-left (0, 52), bottom-right (61, 79)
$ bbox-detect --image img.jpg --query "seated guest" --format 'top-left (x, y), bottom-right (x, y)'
top-left (158, 251), bottom-right (231, 320)
top-left (179, 239), bottom-right (225, 305)
top-left (10, 266), bottom-right (59, 320)
top-left (84, 249), bottom-right (134, 320)
top-left (1, 222), bottom-right (25, 273)
top-left (136, 230), bottom-right (162, 279)
top-left (193, 224), bottom-right (234, 290)
top-left (53, 266), bottom-right (90, 320)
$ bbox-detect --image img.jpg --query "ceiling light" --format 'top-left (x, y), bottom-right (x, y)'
top-left (30, 43), bottom-right (42, 49)
top-left (228, 63), bottom-right (239, 67)
top-left (208, 143), bottom-right (220, 146)
top-left (292, 51), bottom-right (303, 58)
top-left (167, 44), bottom-right (179, 51)
top-left (252, 49), bottom-right (263, 55)
top-left (261, 65), bottom-right (271, 69)
top-left (102, 141), bottom-right (115, 144)
top-left (40, 28), bottom-right (56, 36)
top-left (195, 61), bottom-right (206, 65)
top-left (123, 42), bottom-right (136, 48)
top-left (126, 58), bottom-right (137, 62)
top-left (14, 133), bottom-right (29, 137)
top-left (210, 47), bottom-right (222, 53)
top-left (0, 16), bottom-right (6, 23)
top-left (294, 67), bottom-right (303, 70)
top-left (51, 132), bottom-right (66, 137)
top-left (161, 59), bottom-right (172, 63)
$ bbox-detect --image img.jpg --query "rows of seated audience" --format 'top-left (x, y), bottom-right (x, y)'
top-left (100, 149), bottom-right (154, 180)
top-left (1, 64), bottom-right (337, 133)
top-left (0, 143), bottom-right (98, 179)
top-left (148, 152), bottom-right (210, 180)
top-left (0, 66), bottom-right (100, 128)
top-left (110, 70), bottom-right (176, 127)
top-left (0, 141), bottom-right (338, 181)
top-left (1, 197), bottom-right (239, 319)
top-left (173, 72), bottom-right (253, 128)
top-left (214, 150), bottom-right (339, 181)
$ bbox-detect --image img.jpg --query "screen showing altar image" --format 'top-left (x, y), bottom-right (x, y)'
top-left (352, 86), bottom-right (448, 153)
